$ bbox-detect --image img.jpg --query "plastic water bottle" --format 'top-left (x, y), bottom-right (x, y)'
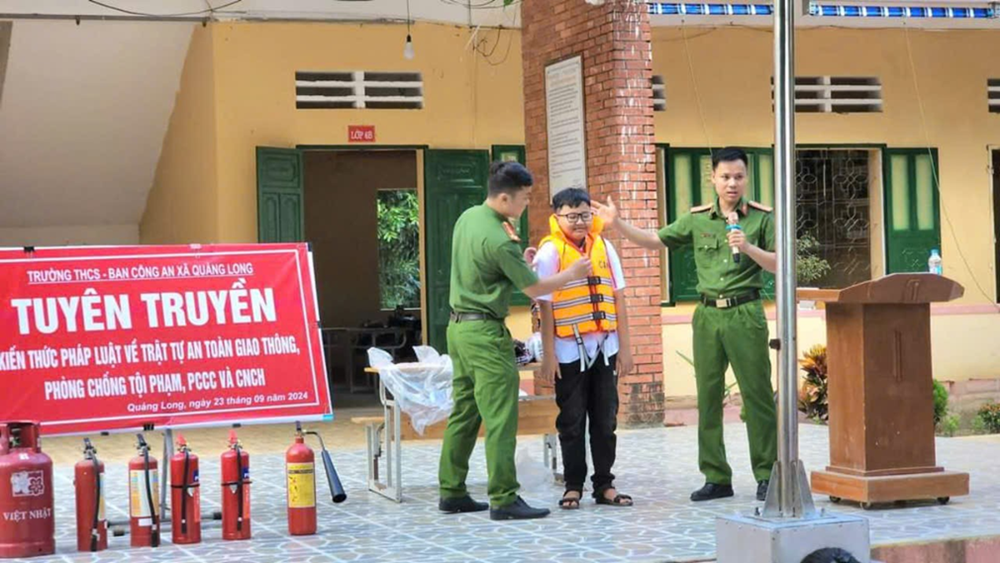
top-left (928, 248), bottom-right (943, 275)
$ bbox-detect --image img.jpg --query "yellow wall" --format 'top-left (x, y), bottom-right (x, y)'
top-left (209, 21), bottom-right (525, 243)
top-left (652, 26), bottom-right (1000, 304)
top-left (506, 306), bottom-right (534, 340)
top-left (142, 23), bottom-right (1000, 400)
top-left (652, 26), bottom-right (1000, 397)
top-left (141, 26), bottom-right (219, 243)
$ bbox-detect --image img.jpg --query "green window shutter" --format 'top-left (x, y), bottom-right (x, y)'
top-left (747, 148), bottom-right (776, 299)
top-left (424, 149), bottom-right (490, 352)
top-left (665, 148), bottom-right (776, 302)
top-left (256, 147), bottom-right (304, 242)
top-left (665, 149), bottom-right (709, 302)
top-left (884, 149), bottom-right (941, 274)
top-left (492, 145), bottom-right (531, 307)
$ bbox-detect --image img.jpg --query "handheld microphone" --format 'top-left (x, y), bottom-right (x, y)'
top-left (726, 213), bottom-right (742, 264)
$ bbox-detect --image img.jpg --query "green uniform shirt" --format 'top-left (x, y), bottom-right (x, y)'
top-left (657, 197), bottom-right (775, 299)
top-left (449, 204), bottom-right (539, 319)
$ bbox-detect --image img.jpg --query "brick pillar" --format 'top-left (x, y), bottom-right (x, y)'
top-left (522, 0), bottom-right (664, 425)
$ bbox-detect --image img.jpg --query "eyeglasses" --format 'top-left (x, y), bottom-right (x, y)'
top-left (557, 212), bottom-right (593, 223)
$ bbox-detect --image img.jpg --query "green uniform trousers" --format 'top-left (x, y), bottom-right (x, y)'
top-left (438, 319), bottom-right (520, 508)
top-left (692, 299), bottom-right (777, 484)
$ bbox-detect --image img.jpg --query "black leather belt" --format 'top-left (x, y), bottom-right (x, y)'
top-left (449, 311), bottom-right (499, 323)
top-left (700, 290), bottom-right (761, 309)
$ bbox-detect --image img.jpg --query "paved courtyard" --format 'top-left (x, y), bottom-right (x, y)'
top-left (12, 423), bottom-right (1000, 563)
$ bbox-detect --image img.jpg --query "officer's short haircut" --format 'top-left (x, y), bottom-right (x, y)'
top-left (551, 188), bottom-right (591, 211)
top-left (711, 147), bottom-right (749, 170)
top-left (488, 161), bottom-right (533, 197)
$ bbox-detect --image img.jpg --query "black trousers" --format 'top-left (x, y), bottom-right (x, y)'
top-left (555, 352), bottom-right (619, 496)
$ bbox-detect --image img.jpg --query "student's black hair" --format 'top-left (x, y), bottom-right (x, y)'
top-left (551, 188), bottom-right (591, 211)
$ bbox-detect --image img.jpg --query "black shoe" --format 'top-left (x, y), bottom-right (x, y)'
top-left (489, 496), bottom-right (551, 520)
top-left (439, 495), bottom-right (489, 514)
top-left (690, 483), bottom-right (734, 502)
top-left (756, 480), bottom-right (770, 501)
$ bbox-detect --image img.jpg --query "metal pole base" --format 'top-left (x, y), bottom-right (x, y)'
top-left (716, 512), bottom-right (871, 563)
top-left (763, 459), bottom-right (817, 519)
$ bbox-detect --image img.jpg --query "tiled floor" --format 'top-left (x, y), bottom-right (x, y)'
top-left (10, 423), bottom-right (1000, 563)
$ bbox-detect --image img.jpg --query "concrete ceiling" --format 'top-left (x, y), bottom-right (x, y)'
top-left (0, 1), bottom-right (520, 27)
top-left (0, 19), bottom-right (193, 228)
top-left (0, 2), bottom-right (520, 232)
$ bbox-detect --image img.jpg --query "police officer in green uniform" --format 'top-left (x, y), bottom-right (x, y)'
top-left (593, 147), bottom-right (778, 502)
top-left (438, 161), bottom-right (592, 520)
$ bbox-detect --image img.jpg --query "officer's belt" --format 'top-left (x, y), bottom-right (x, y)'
top-left (449, 311), bottom-right (500, 323)
top-left (700, 290), bottom-right (760, 309)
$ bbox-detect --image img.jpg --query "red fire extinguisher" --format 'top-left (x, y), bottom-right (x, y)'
top-left (128, 434), bottom-right (160, 548)
top-left (74, 438), bottom-right (107, 552)
top-left (169, 435), bottom-right (201, 545)
top-left (220, 430), bottom-right (251, 540)
top-left (286, 423), bottom-right (316, 535)
top-left (0, 421), bottom-right (54, 559)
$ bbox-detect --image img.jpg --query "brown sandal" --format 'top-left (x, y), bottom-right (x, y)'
top-left (559, 490), bottom-right (582, 510)
top-left (595, 489), bottom-right (633, 507)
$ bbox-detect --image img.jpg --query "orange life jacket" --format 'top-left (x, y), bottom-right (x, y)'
top-left (539, 214), bottom-right (618, 339)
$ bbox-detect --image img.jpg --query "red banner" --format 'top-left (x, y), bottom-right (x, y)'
top-left (0, 244), bottom-right (332, 435)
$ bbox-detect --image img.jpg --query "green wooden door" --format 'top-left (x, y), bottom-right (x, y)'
top-left (256, 147), bottom-right (304, 242)
top-left (665, 148), bottom-right (774, 302)
top-left (424, 149), bottom-right (490, 352)
top-left (884, 149), bottom-right (941, 274)
top-left (492, 145), bottom-right (530, 306)
top-left (750, 150), bottom-right (776, 299)
top-left (665, 149), bottom-right (713, 302)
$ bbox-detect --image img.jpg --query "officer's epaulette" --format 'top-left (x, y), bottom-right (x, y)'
top-left (746, 201), bottom-right (773, 213)
top-left (502, 221), bottom-right (521, 242)
top-left (690, 203), bottom-right (713, 213)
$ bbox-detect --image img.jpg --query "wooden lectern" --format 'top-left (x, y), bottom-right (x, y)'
top-left (798, 274), bottom-right (969, 507)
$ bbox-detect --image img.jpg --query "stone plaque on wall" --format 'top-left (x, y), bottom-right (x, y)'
top-left (545, 55), bottom-right (587, 196)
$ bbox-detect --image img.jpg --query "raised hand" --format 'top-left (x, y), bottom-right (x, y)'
top-left (591, 197), bottom-right (620, 228)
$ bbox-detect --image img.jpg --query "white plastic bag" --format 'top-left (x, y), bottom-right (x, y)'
top-left (515, 445), bottom-right (552, 493)
top-left (367, 346), bottom-right (454, 435)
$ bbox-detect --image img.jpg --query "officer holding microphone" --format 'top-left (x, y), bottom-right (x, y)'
top-left (592, 147), bottom-right (778, 502)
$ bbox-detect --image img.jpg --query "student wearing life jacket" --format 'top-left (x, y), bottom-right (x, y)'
top-left (535, 188), bottom-right (634, 509)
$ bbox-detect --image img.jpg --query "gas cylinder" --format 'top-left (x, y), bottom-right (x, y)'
top-left (220, 430), bottom-right (251, 540)
top-left (0, 421), bottom-right (54, 559)
top-left (128, 434), bottom-right (160, 548)
top-left (73, 438), bottom-right (107, 552)
top-left (286, 423), bottom-right (316, 536)
top-left (169, 435), bottom-right (200, 545)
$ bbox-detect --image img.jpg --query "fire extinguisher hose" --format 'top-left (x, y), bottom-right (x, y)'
top-left (235, 445), bottom-right (244, 532)
top-left (304, 431), bottom-right (347, 503)
top-left (90, 451), bottom-right (101, 552)
top-left (180, 450), bottom-right (190, 535)
top-left (143, 446), bottom-right (159, 548)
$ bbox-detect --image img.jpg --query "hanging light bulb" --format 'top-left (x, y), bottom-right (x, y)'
top-left (403, 0), bottom-right (415, 60)
top-left (403, 34), bottom-right (415, 60)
